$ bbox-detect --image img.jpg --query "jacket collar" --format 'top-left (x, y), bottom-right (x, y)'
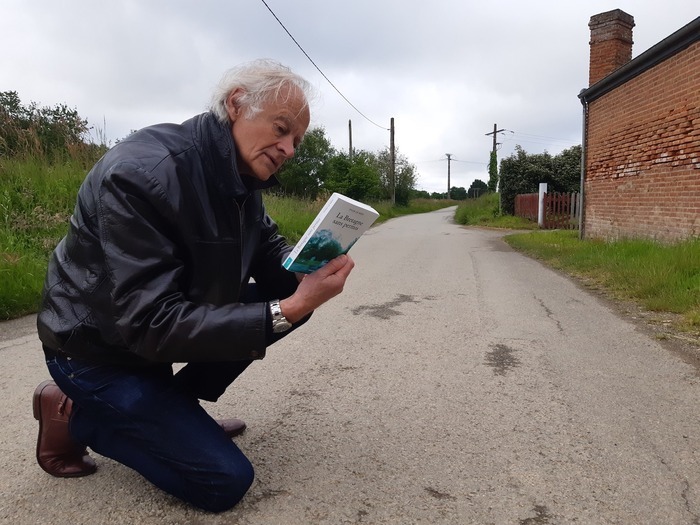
top-left (194, 112), bottom-right (279, 199)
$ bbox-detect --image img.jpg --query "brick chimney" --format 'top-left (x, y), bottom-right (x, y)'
top-left (588, 9), bottom-right (635, 86)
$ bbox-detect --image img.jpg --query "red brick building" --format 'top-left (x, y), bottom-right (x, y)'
top-left (578, 10), bottom-right (700, 242)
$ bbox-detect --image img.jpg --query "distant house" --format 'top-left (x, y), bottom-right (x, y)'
top-left (578, 10), bottom-right (700, 242)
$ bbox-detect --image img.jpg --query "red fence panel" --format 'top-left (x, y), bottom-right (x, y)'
top-left (514, 193), bottom-right (538, 221)
top-left (543, 192), bottom-right (580, 230)
top-left (514, 192), bottom-right (580, 229)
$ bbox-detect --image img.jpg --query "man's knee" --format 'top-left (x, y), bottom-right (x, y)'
top-left (188, 455), bottom-right (255, 513)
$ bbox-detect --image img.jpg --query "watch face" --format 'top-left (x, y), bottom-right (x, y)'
top-left (272, 319), bottom-right (292, 333)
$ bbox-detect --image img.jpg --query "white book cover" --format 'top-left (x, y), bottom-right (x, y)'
top-left (282, 193), bottom-right (379, 274)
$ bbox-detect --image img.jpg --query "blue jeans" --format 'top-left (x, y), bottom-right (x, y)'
top-left (46, 352), bottom-right (255, 512)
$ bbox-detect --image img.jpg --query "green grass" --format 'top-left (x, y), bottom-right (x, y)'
top-left (504, 229), bottom-right (700, 332)
top-left (0, 158), bottom-right (87, 319)
top-left (453, 193), bottom-right (699, 335)
top-left (262, 193), bottom-right (323, 243)
top-left (454, 193), bottom-right (538, 230)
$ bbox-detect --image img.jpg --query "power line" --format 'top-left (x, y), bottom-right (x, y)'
top-left (452, 158), bottom-right (488, 165)
top-left (503, 130), bottom-right (578, 146)
top-left (415, 158), bottom-right (486, 166)
top-left (416, 157), bottom-right (487, 165)
top-left (260, 0), bottom-right (389, 130)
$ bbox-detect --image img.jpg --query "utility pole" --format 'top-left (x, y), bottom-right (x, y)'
top-left (445, 153), bottom-right (452, 199)
top-left (485, 123), bottom-right (505, 212)
top-left (390, 117), bottom-right (395, 205)
top-left (485, 123), bottom-right (505, 154)
top-left (348, 119), bottom-right (353, 160)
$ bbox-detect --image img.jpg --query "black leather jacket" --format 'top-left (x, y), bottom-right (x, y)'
top-left (37, 112), bottom-right (300, 366)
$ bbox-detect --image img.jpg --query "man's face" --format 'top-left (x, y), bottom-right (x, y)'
top-left (227, 88), bottom-right (310, 182)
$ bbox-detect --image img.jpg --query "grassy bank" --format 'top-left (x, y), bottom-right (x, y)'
top-left (504, 230), bottom-right (700, 333)
top-left (0, 158), bottom-right (453, 320)
top-left (0, 158), bottom-right (88, 318)
top-left (455, 195), bottom-right (700, 335)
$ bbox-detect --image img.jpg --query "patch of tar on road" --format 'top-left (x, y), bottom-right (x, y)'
top-left (519, 504), bottom-right (553, 524)
top-left (288, 388), bottom-right (320, 399)
top-left (425, 487), bottom-right (456, 500)
top-left (351, 294), bottom-right (420, 319)
top-left (485, 343), bottom-right (521, 376)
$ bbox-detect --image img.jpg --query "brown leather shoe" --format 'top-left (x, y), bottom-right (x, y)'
top-left (217, 418), bottom-right (246, 438)
top-left (32, 380), bottom-right (97, 477)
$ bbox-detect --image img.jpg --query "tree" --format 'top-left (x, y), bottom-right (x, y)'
top-left (410, 189), bottom-right (431, 199)
top-left (35, 103), bottom-right (90, 157)
top-left (498, 145), bottom-right (581, 214)
top-left (499, 145), bottom-right (553, 215)
top-left (0, 91), bottom-right (90, 160)
top-left (252, 124), bottom-right (423, 205)
top-left (346, 151), bottom-right (382, 201)
top-left (0, 91), bottom-right (30, 156)
top-left (322, 153), bottom-right (352, 196)
top-left (323, 150), bottom-right (382, 202)
top-left (374, 147), bottom-right (418, 206)
top-left (275, 126), bottom-right (334, 198)
top-left (468, 179), bottom-right (488, 198)
top-left (449, 186), bottom-right (467, 200)
top-left (551, 145), bottom-right (582, 192)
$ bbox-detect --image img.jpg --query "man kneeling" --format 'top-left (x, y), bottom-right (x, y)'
top-left (33, 59), bottom-right (354, 513)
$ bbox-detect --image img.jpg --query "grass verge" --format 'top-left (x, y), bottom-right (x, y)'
top-left (505, 230), bottom-right (700, 334)
top-left (456, 194), bottom-right (699, 337)
top-left (0, 158), bottom-right (87, 319)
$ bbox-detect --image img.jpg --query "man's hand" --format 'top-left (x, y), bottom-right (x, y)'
top-left (280, 254), bottom-right (355, 324)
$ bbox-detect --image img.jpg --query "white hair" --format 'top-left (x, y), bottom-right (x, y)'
top-left (209, 59), bottom-right (314, 123)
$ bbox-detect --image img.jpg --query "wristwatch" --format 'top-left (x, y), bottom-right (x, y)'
top-left (269, 299), bottom-right (292, 333)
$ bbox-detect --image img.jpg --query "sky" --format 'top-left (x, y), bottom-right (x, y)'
top-left (3, 1), bottom-right (698, 194)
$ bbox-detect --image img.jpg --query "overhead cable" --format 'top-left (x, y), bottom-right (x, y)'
top-left (260, 0), bottom-right (389, 130)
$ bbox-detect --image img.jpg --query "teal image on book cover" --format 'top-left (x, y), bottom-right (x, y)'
top-left (285, 229), bottom-right (358, 273)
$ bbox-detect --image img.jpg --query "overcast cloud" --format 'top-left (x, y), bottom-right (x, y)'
top-left (3, 1), bottom-right (697, 193)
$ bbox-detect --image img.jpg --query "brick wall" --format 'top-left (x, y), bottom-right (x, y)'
top-left (584, 40), bottom-right (700, 241)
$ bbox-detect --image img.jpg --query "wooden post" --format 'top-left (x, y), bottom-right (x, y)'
top-left (538, 183), bottom-right (548, 228)
top-left (390, 117), bottom-right (395, 205)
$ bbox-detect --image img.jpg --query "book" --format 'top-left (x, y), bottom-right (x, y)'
top-left (282, 193), bottom-right (379, 274)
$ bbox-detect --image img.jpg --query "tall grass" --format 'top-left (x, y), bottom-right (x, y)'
top-left (0, 158), bottom-right (87, 318)
top-left (262, 193), bottom-right (323, 243)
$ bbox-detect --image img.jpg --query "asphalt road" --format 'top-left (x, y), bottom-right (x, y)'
top-left (2, 206), bottom-right (700, 525)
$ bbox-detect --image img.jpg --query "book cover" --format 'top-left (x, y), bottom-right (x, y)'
top-left (282, 193), bottom-right (379, 274)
